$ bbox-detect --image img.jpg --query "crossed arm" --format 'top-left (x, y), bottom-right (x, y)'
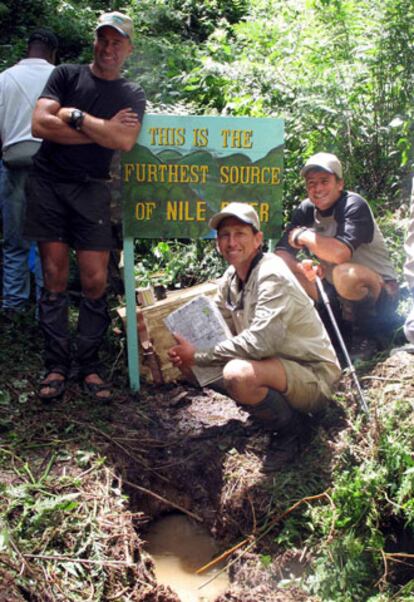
top-left (32, 98), bottom-right (141, 151)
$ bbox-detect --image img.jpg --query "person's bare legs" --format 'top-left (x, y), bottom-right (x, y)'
top-left (40, 241), bottom-right (70, 292)
top-left (222, 356), bottom-right (287, 405)
top-left (277, 252), bottom-right (384, 304)
top-left (77, 249), bottom-right (109, 300)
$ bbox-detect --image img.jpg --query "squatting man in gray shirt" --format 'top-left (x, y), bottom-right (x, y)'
top-left (168, 202), bottom-right (341, 472)
top-left (275, 152), bottom-right (400, 355)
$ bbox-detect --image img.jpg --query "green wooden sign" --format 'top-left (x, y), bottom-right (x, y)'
top-left (122, 114), bottom-right (284, 239)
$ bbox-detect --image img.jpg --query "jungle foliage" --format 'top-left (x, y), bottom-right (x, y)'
top-left (2, 0), bottom-right (413, 210)
top-left (1, 1), bottom-right (414, 599)
top-left (129, 0), bottom-right (414, 211)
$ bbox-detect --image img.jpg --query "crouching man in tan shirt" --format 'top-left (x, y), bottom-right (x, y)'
top-left (168, 202), bottom-right (341, 472)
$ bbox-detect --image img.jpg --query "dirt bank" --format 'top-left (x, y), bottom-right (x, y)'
top-left (0, 370), bottom-right (344, 600)
top-left (1, 311), bottom-right (413, 600)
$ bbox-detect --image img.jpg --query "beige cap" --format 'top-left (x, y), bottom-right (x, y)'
top-left (301, 152), bottom-right (343, 179)
top-left (209, 202), bottom-right (260, 231)
top-left (96, 11), bottom-right (134, 41)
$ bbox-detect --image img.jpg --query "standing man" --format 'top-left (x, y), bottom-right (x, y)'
top-left (24, 12), bottom-right (146, 401)
top-left (168, 203), bottom-right (340, 472)
top-left (0, 29), bottom-right (58, 312)
top-left (275, 152), bottom-right (400, 351)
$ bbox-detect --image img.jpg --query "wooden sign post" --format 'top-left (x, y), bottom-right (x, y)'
top-left (122, 114), bottom-right (284, 390)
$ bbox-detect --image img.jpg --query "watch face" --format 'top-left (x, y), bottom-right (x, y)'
top-left (70, 109), bottom-right (84, 128)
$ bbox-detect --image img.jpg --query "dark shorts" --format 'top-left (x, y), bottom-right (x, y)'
top-left (318, 278), bottom-right (401, 341)
top-left (23, 173), bottom-right (113, 250)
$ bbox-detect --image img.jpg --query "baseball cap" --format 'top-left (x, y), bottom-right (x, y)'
top-left (96, 11), bottom-right (134, 41)
top-left (28, 28), bottom-right (59, 50)
top-left (300, 152), bottom-right (343, 179)
top-left (209, 202), bottom-right (260, 231)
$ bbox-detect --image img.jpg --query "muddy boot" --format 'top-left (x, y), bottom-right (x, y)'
top-left (242, 389), bottom-right (306, 472)
top-left (39, 289), bottom-right (71, 375)
top-left (243, 388), bottom-right (296, 433)
top-left (74, 295), bottom-right (111, 377)
top-left (345, 290), bottom-right (402, 360)
top-left (262, 413), bottom-right (309, 473)
top-left (372, 287), bottom-right (404, 347)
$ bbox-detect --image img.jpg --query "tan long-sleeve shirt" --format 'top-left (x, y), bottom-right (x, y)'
top-left (194, 253), bottom-right (341, 394)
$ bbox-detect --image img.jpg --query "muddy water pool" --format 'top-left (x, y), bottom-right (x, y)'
top-left (144, 514), bottom-right (229, 602)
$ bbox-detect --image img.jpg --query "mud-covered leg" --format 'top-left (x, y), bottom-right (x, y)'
top-left (74, 294), bottom-right (111, 377)
top-left (74, 295), bottom-right (113, 401)
top-left (38, 289), bottom-right (70, 400)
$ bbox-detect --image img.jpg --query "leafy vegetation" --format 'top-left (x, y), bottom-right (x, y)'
top-left (3, 0), bottom-right (413, 213)
top-left (134, 239), bottom-right (226, 289)
top-left (304, 403), bottom-right (414, 600)
top-left (172, 0), bottom-right (414, 211)
top-left (0, 312), bottom-right (146, 600)
top-left (260, 383), bottom-right (414, 600)
top-left (1, 0), bottom-right (414, 599)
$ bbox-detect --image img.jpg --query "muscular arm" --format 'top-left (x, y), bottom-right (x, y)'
top-left (58, 106), bottom-right (141, 152)
top-left (32, 98), bottom-right (141, 151)
top-left (32, 98), bottom-right (92, 145)
top-left (290, 227), bottom-right (352, 264)
top-left (283, 193), bottom-right (375, 266)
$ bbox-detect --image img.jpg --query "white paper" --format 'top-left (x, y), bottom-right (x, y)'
top-left (164, 295), bottom-right (231, 386)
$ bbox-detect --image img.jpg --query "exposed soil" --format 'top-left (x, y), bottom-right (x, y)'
top-left (1, 307), bottom-right (413, 600)
top-left (99, 379), bottom-right (351, 602)
top-left (0, 370), bottom-right (345, 600)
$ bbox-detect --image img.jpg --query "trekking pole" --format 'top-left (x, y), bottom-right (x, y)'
top-left (315, 275), bottom-right (370, 416)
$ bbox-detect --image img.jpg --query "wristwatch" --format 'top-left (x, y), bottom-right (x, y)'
top-left (69, 109), bottom-right (85, 131)
top-left (291, 226), bottom-right (307, 247)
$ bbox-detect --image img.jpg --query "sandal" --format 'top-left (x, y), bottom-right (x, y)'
top-left (83, 378), bottom-right (113, 402)
top-left (39, 373), bottom-right (66, 401)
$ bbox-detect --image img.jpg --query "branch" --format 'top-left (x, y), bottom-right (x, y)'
top-left (196, 489), bottom-right (333, 586)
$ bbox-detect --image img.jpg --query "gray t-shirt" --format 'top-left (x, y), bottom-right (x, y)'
top-left (276, 191), bottom-right (397, 282)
